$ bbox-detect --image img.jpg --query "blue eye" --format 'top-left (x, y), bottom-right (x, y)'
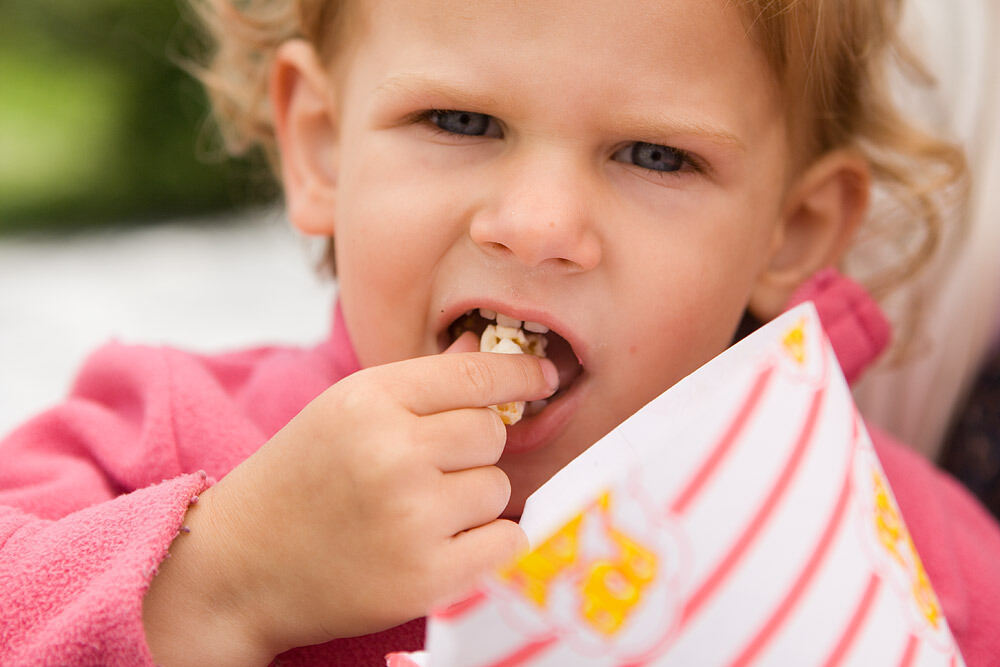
top-left (620, 142), bottom-right (687, 172)
top-left (427, 110), bottom-right (499, 137)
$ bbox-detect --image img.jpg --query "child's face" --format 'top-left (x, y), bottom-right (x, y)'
top-left (308, 0), bottom-right (795, 514)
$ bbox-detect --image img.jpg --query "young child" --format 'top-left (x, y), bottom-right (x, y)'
top-left (2, 0), bottom-right (998, 665)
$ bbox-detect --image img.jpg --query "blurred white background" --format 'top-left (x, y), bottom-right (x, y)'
top-left (0, 208), bottom-right (336, 437)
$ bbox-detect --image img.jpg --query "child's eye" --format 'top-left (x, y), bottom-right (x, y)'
top-left (613, 142), bottom-right (699, 175)
top-left (425, 110), bottom-right (502, 138)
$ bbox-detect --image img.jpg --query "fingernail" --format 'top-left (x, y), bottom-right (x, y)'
top-left (540, 358), bottom-right (559, 392)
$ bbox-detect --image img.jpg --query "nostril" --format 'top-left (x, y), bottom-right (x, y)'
top-left (484, 241), bottom-right (511, 255)
top-left (556, 257), bottom-right (579, 270)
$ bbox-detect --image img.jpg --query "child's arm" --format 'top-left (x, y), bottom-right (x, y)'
top-left (141, 331), bottom-right (557, 665)
top-left (0, 342), bottom-right (213, 665)
top-left (0, 477), bottom-right (210, 664)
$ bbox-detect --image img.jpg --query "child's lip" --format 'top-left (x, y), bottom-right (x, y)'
top-left (435, 299), bottom-right (589, 368)
top-left (503, 368), bottom-right (589, 455)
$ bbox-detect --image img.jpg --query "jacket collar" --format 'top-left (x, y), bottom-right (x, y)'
top-left (786, 267), bottom-right (891, 386)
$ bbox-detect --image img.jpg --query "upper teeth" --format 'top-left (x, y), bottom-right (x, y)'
top-left (523, 321), bottom-right (549, 334)
top-left (476, 308), bottom-right (550, 334)
top-left (496, 313), bottom-right (522, 328)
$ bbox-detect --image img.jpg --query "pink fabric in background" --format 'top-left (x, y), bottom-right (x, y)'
top-left (1, 275), bottom-right (998, 665)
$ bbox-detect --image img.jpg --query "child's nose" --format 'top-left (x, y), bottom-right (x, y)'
top-left (469, 152), bottom-right (602, 272)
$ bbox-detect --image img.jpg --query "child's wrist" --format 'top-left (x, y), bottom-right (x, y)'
top-left (143, 484), bottom-right (277, 665)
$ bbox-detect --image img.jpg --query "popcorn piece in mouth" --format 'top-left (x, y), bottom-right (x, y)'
top-left (480, 323), bottom-right (549, 425)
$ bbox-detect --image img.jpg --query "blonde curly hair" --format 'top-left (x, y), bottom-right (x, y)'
top-left (186, 0), bottom-right (967, 336)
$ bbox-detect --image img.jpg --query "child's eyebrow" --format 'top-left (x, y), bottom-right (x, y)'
top-left (373, 74), bottom-right (746, 153)
top-left (621, 118), bottom-right (747, 153)
top-left (372, 74), bottom-right (504, 110)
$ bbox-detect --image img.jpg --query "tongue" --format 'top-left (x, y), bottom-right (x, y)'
top-left (546, 332), bottom-right (582, 390)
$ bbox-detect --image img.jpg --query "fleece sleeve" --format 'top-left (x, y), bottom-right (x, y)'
top-left (0, 474), bottom-right (210, 665)
top-left (0, 343), bottom-right (213, 666)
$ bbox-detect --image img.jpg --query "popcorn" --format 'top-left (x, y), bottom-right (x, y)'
top-left (480, 323), bottom-right (549, 425)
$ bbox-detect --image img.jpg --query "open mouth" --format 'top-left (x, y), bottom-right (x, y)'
top-left (440, 308), bottom-right (585, 418)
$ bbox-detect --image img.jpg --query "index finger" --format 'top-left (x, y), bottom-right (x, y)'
top-left (376, 351), bottom-right (560, 416)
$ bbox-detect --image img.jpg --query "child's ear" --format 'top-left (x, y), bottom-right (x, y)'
top-left (270, 40), bottom-right (339, 236)
top-left (749, 149), bottom-right (870, 319)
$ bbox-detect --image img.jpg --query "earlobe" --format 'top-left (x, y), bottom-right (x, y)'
top-left (749, 150), bottom-right (871, 319)
top-left (270, 40), bottom-right (339, 236)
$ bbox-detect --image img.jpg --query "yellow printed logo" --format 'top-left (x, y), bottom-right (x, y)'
top-left (872, 470), bottom-right (942, 629)
top-left (782, 318), bottom-right (808, 365)
top-left (504, 514), bottom-right (583, 608)
top-left (501, 492), bottom-right (659, 637)
top-left (581, 526), bottom-right (658, 634)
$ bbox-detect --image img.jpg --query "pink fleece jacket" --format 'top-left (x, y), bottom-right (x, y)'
top-left (2, 271), bottom-right (999, 666)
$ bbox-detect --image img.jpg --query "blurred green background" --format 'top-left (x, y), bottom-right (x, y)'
top-left (0, 0), bottom-right (276, 234)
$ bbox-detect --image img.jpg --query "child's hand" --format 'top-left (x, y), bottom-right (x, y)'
top-left (143, 331), bottom-right (558, 664)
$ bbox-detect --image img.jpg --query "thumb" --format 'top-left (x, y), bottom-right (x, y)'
top-left (444, 330), bottom-right (479, 354)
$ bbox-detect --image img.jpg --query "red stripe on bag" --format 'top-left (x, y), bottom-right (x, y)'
top-left (729, 438), bottom-right (856, 665)
top-left (822, 574), bottom-right (882, 667)
top-left (432, 589), bottom-right (487, 621)
top-left (679, 385), bottom-right (826, 626)
top-left (897, 635), bottom-right (920, 667)
top-left (669, 365), bottom-right (776, 516)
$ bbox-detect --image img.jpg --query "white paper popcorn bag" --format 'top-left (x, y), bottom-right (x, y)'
top-left (388, 303), bottom-right (965, 667)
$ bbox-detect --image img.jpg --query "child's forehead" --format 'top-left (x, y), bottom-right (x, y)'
top-left (345, 0), bottom-right (783, 148)
top-left (358, 0), bottom-right (758, 48)
top-left (354, 1), bottom-right (775, 97)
